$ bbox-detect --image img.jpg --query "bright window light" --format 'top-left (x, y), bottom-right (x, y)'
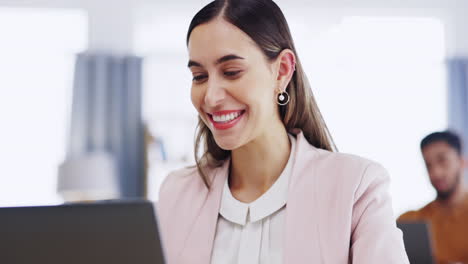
top-left (294, 17), bottom-right (446, 217)
top-left (0, 8), bottom-right (88, 207)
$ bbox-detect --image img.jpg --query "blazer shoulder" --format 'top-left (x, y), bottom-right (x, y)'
top-left (158, 166), bottom-right (205, 201)
top-left (318, 147), bottom-right (375, 164)
top-left (155, 166), bottom-right (213, 263)
top-left (313, 148), bottom-right (386, 181)
top-left (295, 132), bottom-right (383, 180)
top-left (294, 143), bottom-right (389, 205)
top-left (162, 166), bottom-right (200, 187)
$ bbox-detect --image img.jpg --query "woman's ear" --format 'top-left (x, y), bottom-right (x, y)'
top-left (275, 49), bottom-right (296, 92)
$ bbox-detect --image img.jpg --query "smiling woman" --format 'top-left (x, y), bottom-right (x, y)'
top-left (156, 0), bottom-right (409, 263)
top-left (187, 3), bottom-right (335, 188)
top-left (188, 17), bottom-right (300, 155)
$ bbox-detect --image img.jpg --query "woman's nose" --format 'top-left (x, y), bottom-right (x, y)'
top-left (204, 77), bottom-right (226, 108)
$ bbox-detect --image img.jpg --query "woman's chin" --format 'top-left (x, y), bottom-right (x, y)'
top-left (209, 115), bottom-right (249, 151)
top-left (213, 137), bottom-right (242, 151)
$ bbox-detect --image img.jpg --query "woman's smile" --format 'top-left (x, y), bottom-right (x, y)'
top-left (207, 110), bottom-right (246, 130)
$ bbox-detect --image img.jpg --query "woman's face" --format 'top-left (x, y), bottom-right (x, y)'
top-left (188, 18), bottom-right (282, 150)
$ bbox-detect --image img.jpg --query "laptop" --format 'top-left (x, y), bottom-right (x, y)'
top-left (0, 200), bottom-right (165, 264)
top-left (398, 221), bottom-right (434, 264)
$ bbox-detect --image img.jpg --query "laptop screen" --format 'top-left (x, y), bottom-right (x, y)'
top-left (0, 200), bottom-right (165, 264)
top-left (397, 221), bottom-right (434, 264)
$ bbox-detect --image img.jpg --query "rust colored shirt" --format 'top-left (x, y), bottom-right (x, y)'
top-left (398, 195), bottom-right (468, 264)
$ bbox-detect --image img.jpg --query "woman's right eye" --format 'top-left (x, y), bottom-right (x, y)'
top-left (192, 74), bottom-right (208, 82)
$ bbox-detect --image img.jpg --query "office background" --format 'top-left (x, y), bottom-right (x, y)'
top-left (0, 0), bottom-right (467, 218)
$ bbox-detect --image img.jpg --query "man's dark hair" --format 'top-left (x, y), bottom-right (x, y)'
top-left (420, 131), bottom-right (462, 155)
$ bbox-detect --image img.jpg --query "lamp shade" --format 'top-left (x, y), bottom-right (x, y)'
top-left (57, 152), bottom-right (120, 202)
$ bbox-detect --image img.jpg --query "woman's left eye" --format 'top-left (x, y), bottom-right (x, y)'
top-left (224, 70), bottom-right (242, 77)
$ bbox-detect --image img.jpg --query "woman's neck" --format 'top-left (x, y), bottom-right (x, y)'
top-left (229, 124), bottom-right (291, 203)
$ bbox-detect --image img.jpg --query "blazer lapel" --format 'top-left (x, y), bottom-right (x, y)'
top-left (177, 161), bottom-right (229, 264)
top-left (175, 131), bottom-right (323, 263)
top-left (284, 131), bottom-right (323, 263)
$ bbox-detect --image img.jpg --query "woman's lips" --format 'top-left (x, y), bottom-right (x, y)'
top-left (207, 110), bottom-right (245, 130)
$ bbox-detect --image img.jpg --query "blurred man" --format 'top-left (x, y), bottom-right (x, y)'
top-left (399, 131), bottom-right (468, 264)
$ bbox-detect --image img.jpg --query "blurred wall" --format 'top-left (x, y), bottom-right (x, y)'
top-left (1, 0), bottom-right (467, 213)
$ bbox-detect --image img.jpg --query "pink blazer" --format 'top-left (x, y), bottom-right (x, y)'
top-left (157, 131), bottom-right (409, 263)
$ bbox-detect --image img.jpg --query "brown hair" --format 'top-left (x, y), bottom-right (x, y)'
top-left (187, 0), bottom-right (336, 187)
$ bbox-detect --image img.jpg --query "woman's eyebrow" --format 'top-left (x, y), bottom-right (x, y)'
top-left (187, 60), bottom-right (202, 68)
top-left (215, 54), bottom-right (244, 65)
top-left (187, 54), bottom-right (244, 68)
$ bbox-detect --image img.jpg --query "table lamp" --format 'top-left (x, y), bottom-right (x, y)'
top-left (57, 152), bottom-right (120, 202)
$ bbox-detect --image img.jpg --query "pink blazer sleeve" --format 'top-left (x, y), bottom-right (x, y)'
top-left (350, 162), bottom-right (409, 263)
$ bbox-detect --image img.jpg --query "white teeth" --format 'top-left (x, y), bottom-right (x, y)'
top-left (212, 111), bottom-right (242, 123)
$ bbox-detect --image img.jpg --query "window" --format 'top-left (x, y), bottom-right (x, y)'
top-left (0, 8), bottom-right (88, 206)
top-left (136, 13), bottom-right (198, 200)
top-left (292, 17), bottom-right (446, 216)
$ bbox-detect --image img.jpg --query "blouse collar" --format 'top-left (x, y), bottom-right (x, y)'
top-left (219, 134), bottom-right (296, 226)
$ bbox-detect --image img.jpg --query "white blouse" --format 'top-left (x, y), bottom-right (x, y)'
top-left (210, 135), bottom-right (296, 264)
